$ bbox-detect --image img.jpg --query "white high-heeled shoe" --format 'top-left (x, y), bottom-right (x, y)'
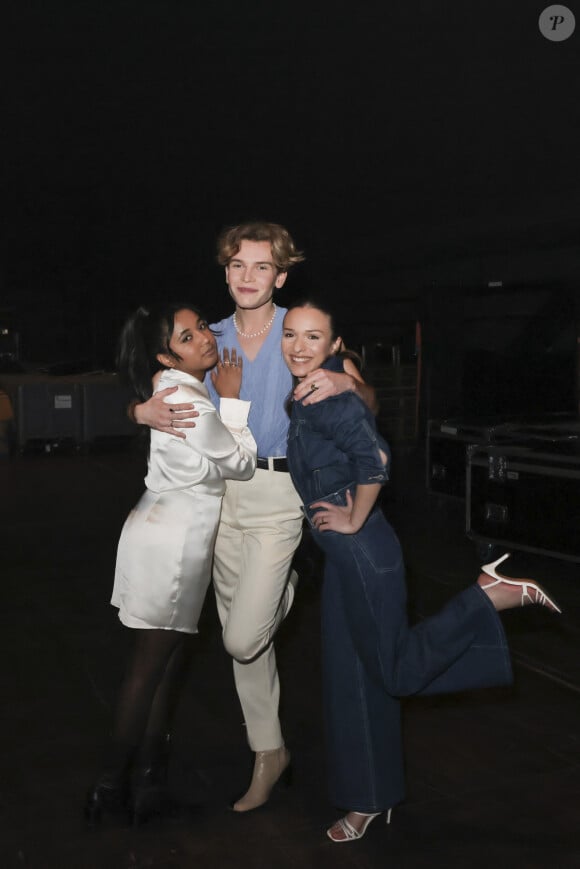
top-left (326, 808), bottom-right (392, 842)
top-left (480, 553), bottom-right (561, 614)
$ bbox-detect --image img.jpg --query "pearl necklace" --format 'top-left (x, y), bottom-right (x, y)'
top-left (233, 304), bottom-right (277, 339)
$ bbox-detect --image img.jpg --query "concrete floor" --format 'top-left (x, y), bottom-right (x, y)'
top-left (1, 442), bottom-right (579, 868)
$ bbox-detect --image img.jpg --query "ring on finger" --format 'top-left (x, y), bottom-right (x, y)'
top-left (310, 382), bottom-right (319, 392)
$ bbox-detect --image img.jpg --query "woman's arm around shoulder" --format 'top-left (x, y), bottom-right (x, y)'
top-left (177, 384), bottom-right (256, 481)
top-left (293, 357), bottom-right (378, 414)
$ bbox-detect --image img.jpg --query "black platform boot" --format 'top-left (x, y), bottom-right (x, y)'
top-left (84, 770), bottom-right (130, 826)
top-left (130, 734), bottom-right (175, 826)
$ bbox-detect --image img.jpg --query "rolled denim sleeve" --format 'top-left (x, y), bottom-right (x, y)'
top-left (307, 395), bottom-right (389, 485)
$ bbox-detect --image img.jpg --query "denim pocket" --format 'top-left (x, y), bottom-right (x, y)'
top-left (301, 482), bottom-right (354, 530)
top-left (351, 510), bottom-right (403, 574)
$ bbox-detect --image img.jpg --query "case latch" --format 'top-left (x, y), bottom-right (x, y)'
top-left (487, 454), bottom-right (507, 482)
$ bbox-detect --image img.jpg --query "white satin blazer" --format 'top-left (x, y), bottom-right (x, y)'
top-left (145, 368), bottom-right (256, 497)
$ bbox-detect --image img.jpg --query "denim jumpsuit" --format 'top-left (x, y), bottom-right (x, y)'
top-left (287, 357), bottom-right (513, 813)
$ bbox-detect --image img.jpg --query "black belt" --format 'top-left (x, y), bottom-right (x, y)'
top-left (257, 456), bottom-right (289, 472)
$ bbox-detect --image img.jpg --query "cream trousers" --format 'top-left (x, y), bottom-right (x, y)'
top-left (213, 467), bottom-right (303, 750)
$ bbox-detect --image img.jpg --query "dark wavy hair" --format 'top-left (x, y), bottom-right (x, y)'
top-left (116, 302), bottom-right (206, 401)
top-left (283, 298), bottom-right (363, 417)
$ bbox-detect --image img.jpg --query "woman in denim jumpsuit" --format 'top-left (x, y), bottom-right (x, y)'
top-left (282, 301), bottom-right (559, 843)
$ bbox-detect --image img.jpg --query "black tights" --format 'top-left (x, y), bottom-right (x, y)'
top-left (103, 628), bottom-right (189, 779)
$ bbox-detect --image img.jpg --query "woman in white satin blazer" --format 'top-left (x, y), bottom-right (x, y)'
top-left (112, 365), bottom-right (256, 633)
top-left (86, 302), bottom-right (256, 826)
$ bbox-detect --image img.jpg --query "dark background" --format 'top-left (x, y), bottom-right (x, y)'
top-left (2, 1), bottom-right (580, 417)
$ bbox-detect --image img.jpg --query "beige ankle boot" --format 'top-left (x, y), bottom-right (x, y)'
top-left (232, 746), bottom-right (291, 812)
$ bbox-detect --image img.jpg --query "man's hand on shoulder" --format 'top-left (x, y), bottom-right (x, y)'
top-left (295, 364), bottom-right (378, 414)
top-left (294, 369), bottom-right (354, 406)
top-left (131, 387), bottom-right (199, 439)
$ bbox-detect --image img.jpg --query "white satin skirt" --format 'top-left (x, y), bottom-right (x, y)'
top-left (111, 488), bottom-right (222, 633)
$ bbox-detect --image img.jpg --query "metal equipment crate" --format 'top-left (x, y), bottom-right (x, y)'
top-left (0, 373), bottom-right (137, 453)
top-left (466, 440), bottom-right (580, 562)
top-left (427, 417), bottom-right (514, 498)
top-left (80, 375), bottom-right (136, 446)
top-left (427, 413), bottom-right (579, 500)
top-left (12, 377), bottom-right (83, 451)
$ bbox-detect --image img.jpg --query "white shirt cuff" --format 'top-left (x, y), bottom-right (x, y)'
top-left (219, 398), bottom-right (251, 430)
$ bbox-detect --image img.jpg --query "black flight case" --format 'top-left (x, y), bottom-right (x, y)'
top-left (466, 425), bottom-right (580, 562)
top-left (428, 417), bottom-right (524, 499)
top-left (427, 414), bottom-right (579, 500)
top-left (4, 375), bottom-right (83, 452)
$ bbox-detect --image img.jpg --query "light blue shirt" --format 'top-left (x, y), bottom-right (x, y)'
top-left (205, 307), bottom-right (292, 458)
